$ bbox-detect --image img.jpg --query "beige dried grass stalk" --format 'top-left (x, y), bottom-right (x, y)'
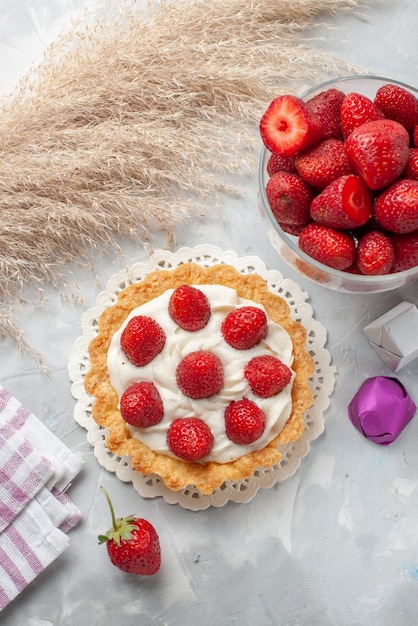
top-left (0, 0), bottom-right (369, 353)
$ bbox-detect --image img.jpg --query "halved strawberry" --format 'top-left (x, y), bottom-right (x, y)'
top-left (374, 83), bottom-right (418, 134)
top-left (375, 179), bottom-right (418, 234)
top-left (299, 223), bottom-right (356, 270)
top-left (259, 95), bottom-right (323, 156)
top-left (340, 92), bottom-right (384, 139)
top-left (167, 417), bottom-right (213, 462)
top-left (305, 88), bottom-right (344, 140)
top-left (392, 231), bottom-right (418, 272)
top-left (265, 172), bottom-right (313, 228)
top-left (345, 119), bottom-right (410, 190)
top-left (168, 284), bottom-right (211, 331)
top-left (224, 399), bottom-right (266, 445)
top-left (356, 231), bottom-right (395, 275)
top-left (309, 174), bottom-right (373, 229)
top-left (295, 139), bottom-right (352, 189)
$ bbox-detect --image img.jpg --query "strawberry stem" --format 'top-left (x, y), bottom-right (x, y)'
top-left (98, 486), bottom-right (137, 546)
top-left (100, 486), bottom-right (117, 532)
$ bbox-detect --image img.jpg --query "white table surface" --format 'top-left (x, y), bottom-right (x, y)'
top-left (1, 1), bottom-right (417, 624)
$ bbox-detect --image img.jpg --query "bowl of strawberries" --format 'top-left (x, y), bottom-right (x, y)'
top-left (258, 75), bottom-right (418, 292)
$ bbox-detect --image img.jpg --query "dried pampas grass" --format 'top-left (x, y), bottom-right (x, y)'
top-left (0, 0), bottom-right (368, 353)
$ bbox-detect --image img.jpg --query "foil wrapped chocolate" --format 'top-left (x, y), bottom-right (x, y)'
top-left (348, 376), bottom-right (417, 445)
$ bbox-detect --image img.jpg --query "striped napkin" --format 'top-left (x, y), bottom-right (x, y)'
top-left (0, 385), bottom-right (83, 610)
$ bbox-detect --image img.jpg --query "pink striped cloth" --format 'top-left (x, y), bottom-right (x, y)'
top-left (0, 385), bottom-right (83, 610)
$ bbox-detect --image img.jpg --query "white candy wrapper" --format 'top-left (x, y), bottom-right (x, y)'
top-left (363, 301), bottom-right (418, 372)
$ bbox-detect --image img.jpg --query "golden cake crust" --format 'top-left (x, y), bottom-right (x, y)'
top-left (84, 263), bottom-right (314, 495)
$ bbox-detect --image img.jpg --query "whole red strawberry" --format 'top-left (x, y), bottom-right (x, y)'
top-left (98, 487), bottom-right (161, 575)
top-left (279, 221), bottom-right (309, 236)
top-left (265, 172), bottom-right (313, 228)
top-left (374, 83), bottom-right (418, 134)
top-left (260, 94), bottom-right (323, 156)
top-left (299, 223), bottom-right (356, 270)
top-left (244, 355), bottom-right (292, 398)
top-left (176, 351), bottom-right (223, 399)
top-left (224, 399), bottom-right (266, 445)
top-left (120, 316), bottom-right (165, 367)
top-left (221, 306), bottom-right (268, 350)
top-left (356, 231), bottom-right (395, 275)
top-left (345, 119), bottom-right (410, 190)
top-left (167, 417), bottom-right (213, 461)
top-left (120, 381), bottom-right (164, 427)
top-left (309, 175), bottom-right (373, 230)
top-left (168, 284), bottom-right (211, 331)
top-left (392, 231), bottom-right (418, 271)
top-left (404, 148), bottom-right (418, 180)
top-left (340, 92), bottom-right (384, 139)
top-left (375, 179), bottom-right (418, 234)
top-left (295, 139), bottom-right (352, 190)
top-left (305, 88), bottom-right (344, 140)
top-left (266, 153), bottom-right (297, 176)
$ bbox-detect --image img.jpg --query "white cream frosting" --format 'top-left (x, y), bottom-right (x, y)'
top-left (107, 284), bottom-right (294, 463)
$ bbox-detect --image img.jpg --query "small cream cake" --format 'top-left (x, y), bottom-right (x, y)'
top-left (85, 262), bottom-right (314, 495)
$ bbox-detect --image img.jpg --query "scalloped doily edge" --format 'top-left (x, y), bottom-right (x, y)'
top-left (69, 244), bottom-right (336, 510)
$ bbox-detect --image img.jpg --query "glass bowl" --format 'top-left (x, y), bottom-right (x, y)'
top-left (258, 75), bottom-right (418, 293)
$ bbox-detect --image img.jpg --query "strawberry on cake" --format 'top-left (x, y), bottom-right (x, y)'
top-left (84, 262), bottom-right (314, 495)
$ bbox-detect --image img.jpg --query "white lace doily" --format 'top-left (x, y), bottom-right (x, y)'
top-left (69, 244), bottom-right (336, 510)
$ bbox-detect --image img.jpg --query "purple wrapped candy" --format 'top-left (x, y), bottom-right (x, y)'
top-left (348, 376), bottom-right (417, 445)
